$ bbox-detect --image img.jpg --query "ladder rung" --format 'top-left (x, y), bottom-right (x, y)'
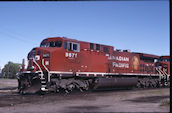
top-left (41, 81), bottom-right (46, 83)
top-left (41, 85), bottom-right (46, 87)
top-left (41, 87), bottom-right (48, 91)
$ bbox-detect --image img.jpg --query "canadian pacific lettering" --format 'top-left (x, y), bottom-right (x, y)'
top-left (112, 62), bottom-right (129, 68)
top-left (108, 56), bottom-right (129, 62)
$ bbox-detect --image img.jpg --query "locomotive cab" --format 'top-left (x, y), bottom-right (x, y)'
top-left (27, 37), bottom-right (64, 72)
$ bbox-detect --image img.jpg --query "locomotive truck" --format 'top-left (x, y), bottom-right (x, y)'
top-left (17, 37), bottom-right (170, 94)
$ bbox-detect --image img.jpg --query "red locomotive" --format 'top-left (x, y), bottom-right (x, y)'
top-left (17, 37), bottom-right (170, 94)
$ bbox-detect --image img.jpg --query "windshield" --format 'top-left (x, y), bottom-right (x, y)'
top-left (158, 58), bottom-right (169, 62)
top-left (40, 42), bottom-right (47, 47)
top-left (49, 41), bottom-right (62, 47)
top-left (40, 41), bottom-right (62, 47)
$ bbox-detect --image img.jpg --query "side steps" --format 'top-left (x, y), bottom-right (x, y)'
top-left (39, 73), bottom-right (48, 91)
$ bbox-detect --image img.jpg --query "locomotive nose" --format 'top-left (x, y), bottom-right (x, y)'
top-left (28, 48), bottom-right (40, 60)
top-left (27, 48), bottom-right (39, 71)
top-left (27, 48), bottom-right (50, 71)
top-left (28, 48), bottom-right (50, 60)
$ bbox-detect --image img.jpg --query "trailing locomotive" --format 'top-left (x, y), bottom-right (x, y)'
top-left (17, 37), bottom-right (170, 94)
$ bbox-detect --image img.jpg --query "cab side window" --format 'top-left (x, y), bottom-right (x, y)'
top-left (90, 43), bottom-right (94, 50)
top-left (73, 43), bottom-right (78, 51)
top-left (96, 44), bottom-right (100, 50)
top-left (69, 42), bottom-right (72, 51)
top-left (64, 41), bottom-right (67, 49)
top-left (64, 41), bottom-right (80, 52)
top-left (103, 47), bottom-right (109, 53)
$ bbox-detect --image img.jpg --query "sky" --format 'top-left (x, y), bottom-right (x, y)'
top-left (0, 1), bottom-right (169, 69)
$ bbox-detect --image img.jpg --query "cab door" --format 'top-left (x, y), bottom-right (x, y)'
top-left (64, 41), bottom-right (81, 73)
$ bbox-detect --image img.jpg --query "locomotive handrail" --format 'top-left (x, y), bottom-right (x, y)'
top-left (155, 67), bottom-right (163, 80)
top-left (162, 70), bottom-right (169, 81)
top-left (33, 58), bottom-right (44, 79)
top-left (155, 67), bottom-right (168, 81)
top-left (159, 68), bottom-right (166, 76)
top-left (155, 67), bottom-right (161, 74)
top-left (162, 70), bottom-right (168, 76)
top-left (42, 59), bottom-right (50, 82)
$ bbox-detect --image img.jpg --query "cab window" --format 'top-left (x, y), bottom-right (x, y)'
top-left (40, 42), bottom-right (47, 47)
top-left (96, 44), bottom-right (100, 50)
top-left (48, 41), bottom-right (62, 47)
top-left (37, 51), bottom-right (41, 55)
top-left (64, 41), bottom-right (67, 49)
top-left (55, 41), bottom-right (62, 47)
top-left (73, 43), bottom-right (78, 51)
top-left (103, 47), bottom-right (109, 53)
top-left (65, 42), bottom-right (80, 52)
top-left (90, 43), bottom-right (94, 50)
top-left (69, 42), bottom-right (72, 51)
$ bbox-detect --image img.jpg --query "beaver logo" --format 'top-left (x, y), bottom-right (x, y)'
top-left (132, 56), bottom-right (139, 70)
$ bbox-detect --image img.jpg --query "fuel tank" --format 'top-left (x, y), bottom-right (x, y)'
top-left (93, 77), bottom-right (138, 89)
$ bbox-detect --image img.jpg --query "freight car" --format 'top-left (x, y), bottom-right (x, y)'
top-left (17, 37), bottom-right (170, 94)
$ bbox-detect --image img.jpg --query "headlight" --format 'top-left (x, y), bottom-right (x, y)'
top-left (45, 61), bottom-right (49, 65)
top-left (35, 55), bottom-right (40, 60)
top-left (29, 66), bottom-right (34, 70)
top-left (43, 53), bottom-right (50, 58)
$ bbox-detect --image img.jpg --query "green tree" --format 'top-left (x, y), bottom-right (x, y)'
top-left (2, 62), bottom-right (21, 79)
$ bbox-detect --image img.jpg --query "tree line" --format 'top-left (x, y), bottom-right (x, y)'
top-left (1, 62), bottom-right (21, 79)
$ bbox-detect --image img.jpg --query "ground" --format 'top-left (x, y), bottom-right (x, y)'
top-left (0, 79), bottom-right (170, 113)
